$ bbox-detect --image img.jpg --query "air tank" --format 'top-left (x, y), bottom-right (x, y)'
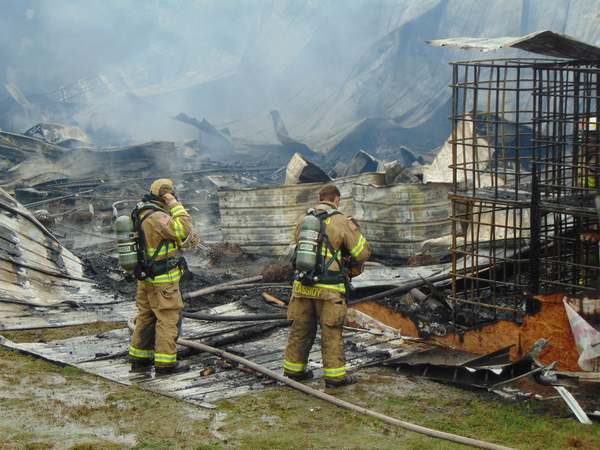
top-left (295, 212), bottom-right (321, 273)
top-left (115, 215), bottom-right (138, 272)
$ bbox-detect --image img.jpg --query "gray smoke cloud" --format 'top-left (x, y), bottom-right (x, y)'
top-left (1, 0), bottom-right (261, 93)
top-left (1, 0), bottom-right (600, 153)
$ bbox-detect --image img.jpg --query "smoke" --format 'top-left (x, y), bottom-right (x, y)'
top-left (1, 1), bottom-right (261, 92)
top-left (2, 0), bottom-right (600, 153)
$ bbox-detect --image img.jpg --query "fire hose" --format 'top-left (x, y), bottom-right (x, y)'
top-left (126, 320), bottom-right (513, 449)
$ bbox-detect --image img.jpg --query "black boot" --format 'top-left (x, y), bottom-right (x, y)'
top-left (325, 374), bottom-right (357, 388)
top-left (155, 361), bottom-right (190, 374)
top-left (130, 358), bottom-right (153, 373)
top-left (284, 369), bottom-right (314, 381)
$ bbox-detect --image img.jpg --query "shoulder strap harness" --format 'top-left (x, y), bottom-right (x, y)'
top-left (131, 201), bottom-right (186, 281)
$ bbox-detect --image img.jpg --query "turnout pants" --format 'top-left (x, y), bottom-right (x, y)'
top-left (283, 292), bottom-right (347, 380)
top-left (129, 281), bottom-right (183, 367)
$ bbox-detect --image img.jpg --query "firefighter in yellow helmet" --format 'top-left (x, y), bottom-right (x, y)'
top-left (283, 184), bottom-right (370, 387)
top-left (129, 178), bottom-right (194, 374)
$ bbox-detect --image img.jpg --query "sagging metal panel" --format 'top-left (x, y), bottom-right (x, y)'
top-left (352, 182), bottom-right (452, 259)
top-left (217, 173), bottom-right (383, 256)
top-left (0, 187), bottom-right (99, 307)
top-left (0, 301), bottom-right (135, 331)
top-left (427, 30), bottom-right (600, 61)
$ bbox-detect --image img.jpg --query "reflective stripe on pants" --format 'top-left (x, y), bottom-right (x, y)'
top-left (154, 353), bottom-right (177, 365)
top-left (129, 345), bottom-right (154, 359)
top-left (323, 366), bottom-right (346, 379)
top-left (283, 359), bottom-right (306, 373)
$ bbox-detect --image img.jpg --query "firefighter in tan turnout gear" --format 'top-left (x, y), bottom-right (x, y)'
top-left (129, 179), bottom-right (193, 374)
top-left (284, 185), bottom-right (370, 387)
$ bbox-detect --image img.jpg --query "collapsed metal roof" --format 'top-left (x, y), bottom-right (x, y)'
top-left (0, 187), bottom-right (126, 330)
top-left (427, 30), bottom-right (600, 61)
top-left (0, 187), bottom-right (93, 306)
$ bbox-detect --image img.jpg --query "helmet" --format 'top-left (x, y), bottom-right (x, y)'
top-left (150, 178), bottom-right (174, 197)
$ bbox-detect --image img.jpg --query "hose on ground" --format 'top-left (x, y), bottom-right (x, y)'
top-left (126, 318), bottom-right (513, 450)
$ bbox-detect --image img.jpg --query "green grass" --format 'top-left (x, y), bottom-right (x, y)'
top-left (0, 345), bottom-right (599, 449)
top-left (0, 322), bottom-right (125, 343)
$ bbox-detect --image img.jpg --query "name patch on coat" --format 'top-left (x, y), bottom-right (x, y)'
top-left (294, 283), bottom-right (322, 298)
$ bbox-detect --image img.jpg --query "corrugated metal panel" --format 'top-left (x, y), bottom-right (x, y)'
top-left (427, 30), bottom-right (600, 61)
top-left (1, 300), bottom-right (419, 404)
top-left (218, 173), bottom-right (384, 255)
top-left (218, 175), bottom-right (451, 258)
top-left (353, 182), bottom-right (452, 258)
top-left (0, 187), bottom-right (103, 307)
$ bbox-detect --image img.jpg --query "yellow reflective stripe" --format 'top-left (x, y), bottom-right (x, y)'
top-left (173, 218), bottom-right (186, 239)
top-left (323, 366), bottom-right (346, 378)
top-left (350, 235), bottom-right (366, 258)
top-left (129, 346), bottom-right (154, 359)
top-left (320, 247), bottom-right (339, 260)
top-left (283, 360), bottom-right (306, 372)
top-left (146, 267), bottom-right (182, 284)
top-left (147, 242), bottom-right (177, 257)
top-left (588, 176), bottom-right (596, 188)
top-left (154, 353), bottom-right (176, 363)
top-left (313, 282), bottom-right (346, 293)
top-left (170, 205), bottom-right (186, 217)
top-left (293, 280), bottom-right (346, 294)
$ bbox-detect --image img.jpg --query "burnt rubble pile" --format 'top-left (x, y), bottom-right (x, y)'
top-left (4, 29), bottom-right (600, 426)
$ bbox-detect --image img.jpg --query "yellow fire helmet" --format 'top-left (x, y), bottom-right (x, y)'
top-left (150, 178), bottom-right (175, 197)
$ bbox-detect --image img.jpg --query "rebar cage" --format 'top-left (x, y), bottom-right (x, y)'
top-left (450, 58), bottom-right (600, 322)
top-left (449, 59), bottom-right (544, 324)
top-left (531, 63), bottom-right (600, 294)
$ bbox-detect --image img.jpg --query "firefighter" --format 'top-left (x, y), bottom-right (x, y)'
top-left (129, 179), bottom-right (193, 374)
top-left (283, 184), bottom-right (370, 387)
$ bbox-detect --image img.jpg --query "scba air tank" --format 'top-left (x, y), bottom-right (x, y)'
top-left (115, 215), bottom-right (138, 272)
top-left (295, 212), bottom-right (321, 273)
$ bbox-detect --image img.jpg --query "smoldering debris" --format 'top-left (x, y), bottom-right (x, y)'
top-left (3, 35), bottom-right (600, 424)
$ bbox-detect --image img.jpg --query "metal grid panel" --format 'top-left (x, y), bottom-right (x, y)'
top-left (531, 63), bottom-right (600, 295)
top-left (449, 59), bottom-right (551, 324)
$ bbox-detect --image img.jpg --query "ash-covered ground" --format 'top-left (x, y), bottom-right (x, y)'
top-left (80, 242), bottom-right (291, 316)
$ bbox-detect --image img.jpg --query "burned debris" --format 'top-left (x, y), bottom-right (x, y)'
top-left (2, 24), bottom-right (600, 448)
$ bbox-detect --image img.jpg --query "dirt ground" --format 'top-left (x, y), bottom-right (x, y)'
top-left (2, 329), bottom-right (600, 450)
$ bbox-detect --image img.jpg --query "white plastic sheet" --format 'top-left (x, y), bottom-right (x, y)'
top-left (563, 299), bottom-right (600, 372)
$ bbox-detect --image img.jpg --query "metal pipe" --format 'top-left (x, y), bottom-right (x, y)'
top-left (24, 189), bottom-right (95, 208)
top-left (348, 272), bottom-right (452, 305)
top-left (184, 275), bottom-right (263, 299)
top-left (184, 281), bottom-right (290, 300)
top-left (182, 311), bottom-right (288, 322)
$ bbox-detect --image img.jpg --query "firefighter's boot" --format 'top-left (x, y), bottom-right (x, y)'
top-left (325, 374), bottom-right (357, 388)
top-left (130, 358), bottom-right (153, 373)
top-left (155, 361), bottom-right (190, 375)
top-left (284, 368), bottom-right (314, 381)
